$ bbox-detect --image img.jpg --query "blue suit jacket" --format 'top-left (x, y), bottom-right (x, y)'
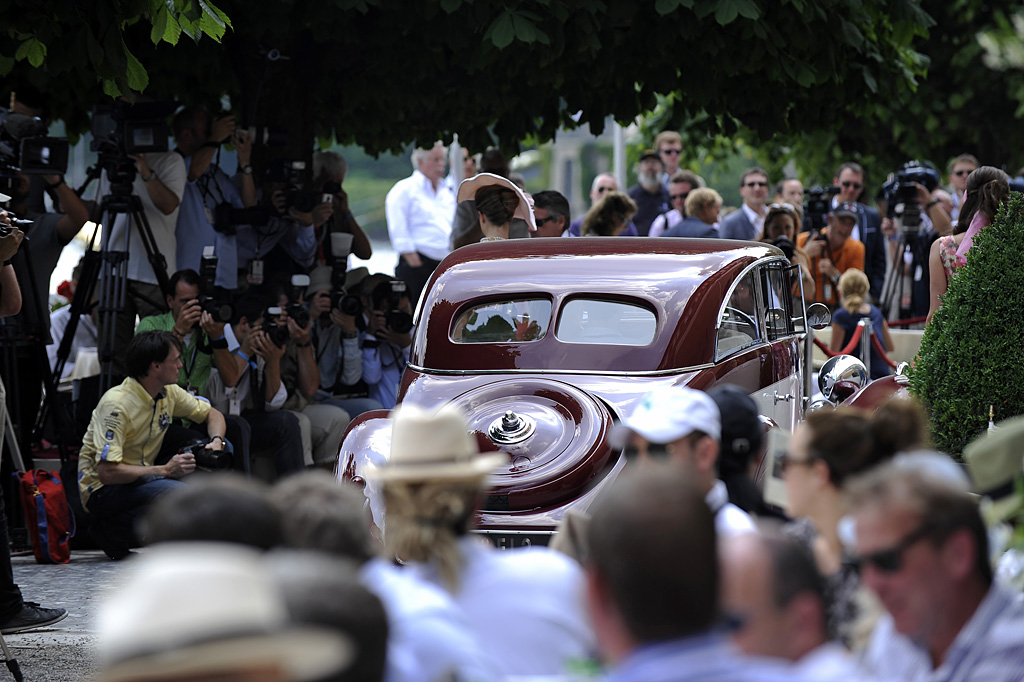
top-left (857, 204), bottom-right (887, 301)
top-left (720, 208), bottom-right (757, 241)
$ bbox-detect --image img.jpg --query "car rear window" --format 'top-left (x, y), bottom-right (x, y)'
top-left (556, 299), bottom-right (657, 345)
top-left (451, 298), bottom-right (552, 343)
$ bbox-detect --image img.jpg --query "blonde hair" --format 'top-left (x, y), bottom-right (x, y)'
top-left (838, 268), bottom-right (869, 314)
top-left (685, 188), bottom-right (722, 218)
top-left (381, 479), bottom-right (480, 593)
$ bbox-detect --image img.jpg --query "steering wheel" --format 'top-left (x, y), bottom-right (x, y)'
top-left (723, 306), bottom-right (757, 331)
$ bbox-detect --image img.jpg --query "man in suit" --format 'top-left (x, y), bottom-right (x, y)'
top-left (832, 162), bottom-right (886, 302)
top-left (721, 167), bottom-right (770, 241)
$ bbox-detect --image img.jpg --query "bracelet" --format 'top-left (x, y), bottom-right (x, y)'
top-left (210, 336), bottom-right (229, 350)
top-left (925, 200), bottom-right (939, 210)
top-left (295, 340), bottom-right (312, 348)
top-left (210, 435), bottom-right (225, 444)
top-left (143, 170), bottom-right (157, 183)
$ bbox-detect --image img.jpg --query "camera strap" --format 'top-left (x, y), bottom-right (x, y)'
top-left (180, 333), bottom-right (201, 392)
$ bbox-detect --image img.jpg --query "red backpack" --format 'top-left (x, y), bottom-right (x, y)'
top-left (17, 470), bottom-right (76, 564)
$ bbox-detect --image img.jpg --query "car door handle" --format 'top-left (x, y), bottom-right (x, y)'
top-left (773, 391), bottom-right (796, 405)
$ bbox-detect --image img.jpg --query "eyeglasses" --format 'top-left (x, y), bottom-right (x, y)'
top-left (768, 203), bottom-right (796, 215)
top-left (745, 181), bottom-right (769, 188)
top-left (952, 169), bottom-right (973, 177)
top-left (777, 452), bottom-right (816, 472)
top-left (595, 186), bottom-right (615, 194)
top-left (841, 181), bottom-right (863, 190)
top-left (660, 148), bottom-right (682, 156)
top-left (670, 193), bottom-right (689, 201)
top-left (535, 215), bottom-right (557, 226)
top-left (851, 523), bottom-right (937, 573)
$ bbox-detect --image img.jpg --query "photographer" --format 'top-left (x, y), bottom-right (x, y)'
top-left (305, 267), bottom-right (382, 419)
top-left (78, 331), bottom-right (227, 560)
top-left (760, 203), bottom-right (815, 299)
top-left (136, 269), bottom-right (248, 471)
top-left (797, 203), bottom-right (865, 309)
top-left (172, 107), bottom-right (257, 289)
top-left (203, 296), bottom-right (305, 480)
top-left (312, 151), bottom-right (372, 264)
top-left (362, 279), bottom-right (414, 410)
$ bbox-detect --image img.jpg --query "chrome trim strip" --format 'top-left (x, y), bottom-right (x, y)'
top-left (406, 363), bottom-right (714, 377)
top-left (472, 529), bottom-right (556, 536)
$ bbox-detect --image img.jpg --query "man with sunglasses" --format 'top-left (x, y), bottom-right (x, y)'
top-left (567, 174), bottom-right (638, 237)
top-left (848, 461), bottom-right (1024, 681)
top-left (948, 154), bottom-right (979, 222)
top-left (721, 167), bottom-right (771, 241)
top-left (831, 162), bottom-right (887, 303)
top-left (654, 130), bottom-right (684, 190)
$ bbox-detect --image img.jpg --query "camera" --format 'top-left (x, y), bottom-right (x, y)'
top-left (180, 438), bottom-right (232, 470)
top-left (372, 280), bottom-right (413, 334)
top-left (91, 101), bottom-right (172, 158)
top-left (882, 161), bottom-right (940, 233)
top-left (770, 235), bottom-right (795, 260)
top-left (0, 108), bottom-right (69, 175)
top-left (285, 274), bottom-right (311, 329)
top-left (213, 204), bottom-right (271, 235)
top-left (197, 247), bottom-right (234, 323)
top-left (266, 160), bottom-right (319, 215)
top-left (262, 307), bottom-right (291, 347)
top-left (327, 233), bottom-right (359, 317)
top-left (802, 186), bottom-right (840, 232)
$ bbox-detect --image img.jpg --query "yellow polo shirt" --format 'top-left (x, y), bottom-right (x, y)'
top-left (78, 377), bottom-right (211, 505)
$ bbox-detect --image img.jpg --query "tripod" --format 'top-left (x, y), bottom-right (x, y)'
top-left (878, 225), bottom-right (932, 323)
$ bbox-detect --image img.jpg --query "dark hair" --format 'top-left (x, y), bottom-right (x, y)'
top-left (709, 384), bottom-right (765, 513)
top-left (835, 162), bottom-right (864, 178)
top-left (126, 330), bottom-right (180, 381)
top-left (232, 293), bottom-right (271, 326)
top-left (171, 105), bottom-right (207, 141)
top-left (739, 167), bottom-right (769, 187)
top-left (803, 407), bottom-right (909, 487)
top-left (166, 269), bottom-right (200, 299)
top-left (475, 184), bottom-right (519, 227)
top-left (670, 170), bottom-right (700, 187)
top-left (586, 464), bottom-right (717, 642)
top-left (756, 528), bottom-right (833, 638)
top-left (480, 148), bottom-right (510, 177)
top-left (143, 474), bottom-right (283, 550)
top-left (955, 166), bottom-right (1010, 235)
top-left (532, 190), bottom-right (571, 225)
top-left (581, 191), bottom-right (637, 236)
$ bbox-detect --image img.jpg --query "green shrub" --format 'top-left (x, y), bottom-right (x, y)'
top-left (909, 193), bottom-right (1024, 458)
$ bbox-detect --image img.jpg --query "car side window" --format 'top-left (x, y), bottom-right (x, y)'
top-left (556, 298), bottom-right (657, 345)
top-left (717, 272), bottom-right (760, 357)
top-left (761, 265), bottom-right (793, 340)
top-left (451, 298), bottom-right (552, 343)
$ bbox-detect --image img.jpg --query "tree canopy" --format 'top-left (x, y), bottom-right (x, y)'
top-left (2, 0), bottom-right (931, 156)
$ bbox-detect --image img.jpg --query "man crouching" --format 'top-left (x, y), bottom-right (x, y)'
top-left (78, 331), bottom-right (227, 560)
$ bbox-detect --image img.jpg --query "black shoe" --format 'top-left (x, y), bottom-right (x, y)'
top-left (0, 603), bottom-right (68, 634)
top-left (89, 524), bottom-right (131, 561)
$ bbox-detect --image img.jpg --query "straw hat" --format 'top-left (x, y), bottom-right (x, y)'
top-left (965, 416), bottom-right (1024, 522)
top-left (98, 543), bottom-right (353, 682)
top-left (365, 403), bottom-right (507, 482)
top-left (456, 172), bottom-right (537, 231)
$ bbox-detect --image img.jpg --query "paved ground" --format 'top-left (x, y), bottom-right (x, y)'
top-left (4, 549), bottom-right (127, 682)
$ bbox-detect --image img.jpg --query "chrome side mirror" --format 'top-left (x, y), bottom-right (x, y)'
top-left (806, 302), bottom-right (831, 330)
top-left (818, 355), bottom-right (869, 403)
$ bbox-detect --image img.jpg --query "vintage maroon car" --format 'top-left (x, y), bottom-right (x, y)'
top-left (337, 238), bottom-right (826, 546)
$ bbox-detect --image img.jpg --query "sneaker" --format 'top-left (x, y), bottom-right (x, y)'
top-left (0, 603), bottom-right (68, 634)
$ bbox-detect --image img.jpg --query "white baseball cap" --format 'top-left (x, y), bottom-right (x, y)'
top-left (621, 386), bottom-right (721, 444)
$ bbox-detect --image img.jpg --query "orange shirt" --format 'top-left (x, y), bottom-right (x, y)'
top-left (797, 231), bottom-right (865, 307)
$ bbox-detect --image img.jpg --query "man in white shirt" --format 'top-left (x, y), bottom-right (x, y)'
top-left (721, 167), bottom-right (771, 241)
top-left (619, 386), bottom-right (757, 536)
top-left (722, 530), bottom-right (872, 681)
top-left (385, 142), bottom-right (455, 305)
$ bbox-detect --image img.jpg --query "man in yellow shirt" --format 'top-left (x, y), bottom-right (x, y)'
top-left (79, 331), bottom-right (227, 560)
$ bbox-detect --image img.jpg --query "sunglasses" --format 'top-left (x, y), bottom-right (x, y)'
top-left (661, 148), bottom-right (682, 156)
top-left (596, 186), bottom-right (615, 194)
top-left (670, 193), bottom-right (689, 201)
top-left (535, 215), bottom-right (557, 226)
top-left (745, 181), bottom-right (769, 188)
top-left (768, 202), bottom-right (796, 215)
top-left (852, 522), bottom-right (937, 573)
top-left (777, 452), bottom-right (816, 473)
top-left (841, 181), bottom-right (863, 190)
top-left (952, 169), bottom-right (973, 177)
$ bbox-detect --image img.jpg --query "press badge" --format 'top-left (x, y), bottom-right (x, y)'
top-left (204, 206), bottom-right (215, 225)
top-left (228, 387), bottom-right (241, 417)
top-left (248, 259), bottom-right (264, 285)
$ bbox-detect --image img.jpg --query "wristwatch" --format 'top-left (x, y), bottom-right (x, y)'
top-left (242, 165), bottom-right (253, 175)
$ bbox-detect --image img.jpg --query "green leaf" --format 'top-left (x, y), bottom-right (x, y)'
top-left (488, 12), bottom-right (515, 49)
top-left (655, 0), bottom-right (681, 14)
top-left (714, 0), bottom-right (760, 25)
top-left (86, 28), bottom-right (104, 67)
top-left (124, 46), bottom-right (149, 91)
top-left (0, 55), bottom-right (13, 76)
top-left (102, 79), bottom-right (122, 99)
top-left (15, 37), bottom-right (46, 67)
top-left (440, 0), bottom-right (461, 13)
top-left (511, 14), bottom-right (537, 43)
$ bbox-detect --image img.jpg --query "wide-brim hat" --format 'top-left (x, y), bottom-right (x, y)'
top-left (98, 543), bottom-right (354, 682)
top-left (965, 416), bottom-right (1024, 523)
top-left (306, 265), bottom-right (333, 297)
top-left (366, 403), bottom-right (507, 482)
top-left (456, 172), bottom-right (537, 231)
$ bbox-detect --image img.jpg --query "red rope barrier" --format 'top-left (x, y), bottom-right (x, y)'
top-left (870, 333), bottom-right (899, 369)
top-left (888, 315), bottom-right (927, 328)
top-left (813, 323), bottom-right (865, 358)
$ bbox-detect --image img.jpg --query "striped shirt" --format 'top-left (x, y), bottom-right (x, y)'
top-left (861, 583), bottom-right (1024, 682)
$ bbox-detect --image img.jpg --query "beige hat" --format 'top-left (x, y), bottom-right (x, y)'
top-left (305, 265), bottom-right (333, 297)
top-left (965, 416), bottom-right (1024, 522)
top-left (457, 172), bottom-right (537, 231)
top-left (366, 403), bottom-right (507, 482)
top-left (98, 543), bottom-right (354, 682)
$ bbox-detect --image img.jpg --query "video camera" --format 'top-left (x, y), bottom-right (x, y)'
top-left (91, 101), bottom-right (172, 158)
top-left (197, 247), bottom-right (234, 323)
top-left (0, 108), bottom-right (69, 176)
top-left (882, 161), bottom-right (940, 233)
top-left (179, 438), bottom-right (232, 470)
top-left (803, 186), bottom-right (840, 232)
top-left (372, 280), bottom-right (413, 334)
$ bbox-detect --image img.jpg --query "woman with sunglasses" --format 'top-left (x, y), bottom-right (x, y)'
top-left (781, 403), bottom-right (928, 646)
top-left (927, 166), bottom-right (1009, 324)
top-left (761, 203), bottom-right (815, 298)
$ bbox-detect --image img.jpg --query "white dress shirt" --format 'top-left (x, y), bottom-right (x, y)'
top-left (385, 169), bottom-right (456, 261)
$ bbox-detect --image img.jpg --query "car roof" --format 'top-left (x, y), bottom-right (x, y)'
top-left (413, 238), bottom-right (780, 373)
